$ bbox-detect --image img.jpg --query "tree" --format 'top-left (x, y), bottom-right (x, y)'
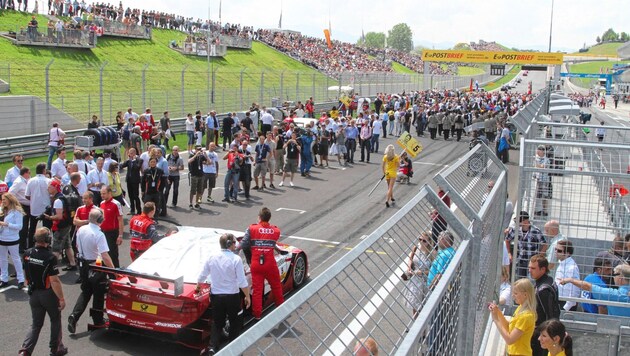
top-left (620, 32), bottom-right (630, 42)
top-left (357, 32), bottom-right (386, 49)
top-left (596, 36), bottom-right (601, 43)
top-left (452, 42), bottom-right (471, 50)
top-left (601, 28), bottom-right (618, 42)
top-left (387, 23), bottom-right (413, 52)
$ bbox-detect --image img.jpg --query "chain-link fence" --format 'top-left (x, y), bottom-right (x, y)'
top-left (220, 143), bottom-right (508, 355)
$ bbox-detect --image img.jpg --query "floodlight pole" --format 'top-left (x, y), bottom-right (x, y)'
top-left (548, 0), bottom-right (554, 53)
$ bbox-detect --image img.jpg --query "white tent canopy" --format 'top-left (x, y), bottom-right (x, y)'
top-left (549, 104), bottom-right (580, 116)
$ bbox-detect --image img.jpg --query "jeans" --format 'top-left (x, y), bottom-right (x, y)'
top-left (382, 122), bottom-right (388, 138)
top-left (370, 134), bottom-right (380, 153)
top-left (0, 243), bottom-right (24, 282)
top-left (224, 170), bottom-right (239, 201)
top-left (46, 145), bottom-right (57, 170)
top-left (300, 153), bottom-right (313, 174)
top-left (389, 121), bottom-right (395, 135)
top-left (164, 176), bottom-right (180, 205)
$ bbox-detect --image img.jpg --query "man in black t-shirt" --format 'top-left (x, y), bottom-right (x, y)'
top-left (187, 145), bottom-right (207, 209)
top-left (279, 132), bottom-right (300, 187)
top-left (20, 228), bottom-right (68, 356)
top-left (222, 115), bottom-right (235, 151)
top-left (241, 112), bottom-right (254, 137)
top-left (160, 111), bottom-right (172, 149)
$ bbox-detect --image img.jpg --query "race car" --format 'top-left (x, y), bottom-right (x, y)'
top-left (92, 226), bottom-right (309, 350)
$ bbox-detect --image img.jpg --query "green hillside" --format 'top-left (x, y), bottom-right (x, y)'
top-left (391, 61), bottom-right (416, 74)
top-left (568, 60), bottom-right (630, 88)
top-left (571, 42), bottom-right (622, 56)
top-left (0, 10), bottom-right (330, 122)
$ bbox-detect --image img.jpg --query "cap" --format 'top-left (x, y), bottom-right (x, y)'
top-left (195, 144), bottom-right (203, 149)
top-left (536, 145), bottom-right (546, 151)
top-left (50, 179), bottom-right (62, 193)
top-left (519, 210), bottom-right (529, 222)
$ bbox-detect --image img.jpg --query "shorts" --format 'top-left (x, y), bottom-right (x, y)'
top-left (52, 225), bottom-right (72, 253)
top-left (203, 172), bottom-right (216, 190)
top-left (190, 175), bottom-right (204, 195)
top-left (267, 159), bottom-right (276, 173)
top-left (254, 162), bottom-right (268, 177)
top-left (284, 158), bottom-right (298, 173)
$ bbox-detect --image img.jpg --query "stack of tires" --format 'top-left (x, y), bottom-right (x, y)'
top-left (83, 126), bottom-right (119, 147)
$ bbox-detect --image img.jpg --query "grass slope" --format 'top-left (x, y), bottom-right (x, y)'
top-left (0, 10), bottom-right (328, 121)
top-left (569, 60), bottom-right (630, 88)
top-left (391, 61), bottom-right (416, 74)
top-left (571, 42), bottom-right (622, 56)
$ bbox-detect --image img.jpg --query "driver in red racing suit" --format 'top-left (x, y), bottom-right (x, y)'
top-left (129, 202), bottom-right (164, 261)
top-left (239, 207), bottom-right (284, 319)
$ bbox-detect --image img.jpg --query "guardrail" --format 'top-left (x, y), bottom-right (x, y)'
top-left (0, 101), bottom-right (337, 162)
top-left (13, 26), bottom-right (97, 48)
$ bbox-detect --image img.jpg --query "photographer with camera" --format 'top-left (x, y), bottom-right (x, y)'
top-left (19, 227), bottom-right (68, 356)
top-left (188, 145), bottom-right (208, 209)
top-left (44, 179), bottom-right (77, 272)
top-left (222, 144), bottom-right (243, 203)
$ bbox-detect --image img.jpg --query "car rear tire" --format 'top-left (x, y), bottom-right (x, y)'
top-left (292, 253), bottom-right (307, 288)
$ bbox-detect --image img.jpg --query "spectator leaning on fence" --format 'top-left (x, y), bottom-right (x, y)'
top-left (506, 211), bottom-right (547, 279)
top-left (580, 257), bottom-right (611, 315)
top-left (560, 264), bottom-right (630, 317)
top-left (553, 240), bottom-right (580, 312)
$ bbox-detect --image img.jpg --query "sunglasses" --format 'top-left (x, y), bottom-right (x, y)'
top-left (420, 239), bottom-right (430, 244)
top-left (555, 249), bottom-right (564, 253)
top-left (613, 272), bottom-right (621, 276)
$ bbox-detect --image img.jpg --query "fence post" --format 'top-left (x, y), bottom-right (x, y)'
top-left (240, 68), bottom-right (246, 111)
top-left (7, 63), bottom-right (10, 92)
top-left (337, 73), bottom-right (342, 100)
top-left (88, 93), bottom-right (91, 121)
top-left (100, 61), bottom-right (108, 126)
top-left (45, 59), bottom-right (54, 130)
top-left (181, 65), bottom-right (189, 117)
top-left (260, 71), bottom-right (264, 106)
top-left (312, 73), bottom-right (315, 101)
top-left (141, 63), bottom-right (149, 110)
top-left (109, 93), bottom-right (112, 125)
top-left (296, 72), bottom-right (300, 103)
top-left (30, 98), bottom-right (36, 135)
top-left (279, 70), bottom-right (285, 102)
top-left (212, 67), bottom-right (218, 104)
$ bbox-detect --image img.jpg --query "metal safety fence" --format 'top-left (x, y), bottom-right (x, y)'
top-left (220, 142), bottom-right (508, 355)
top-left (13, 26), bottom-right (97, 48)
top-left (100, 20), bottom-right (152, 39)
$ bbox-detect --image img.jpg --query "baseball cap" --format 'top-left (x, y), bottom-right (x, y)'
top-left (50, 179), bottom-right (62, 193)
top-left (519, 210), bottom-right (529, 222)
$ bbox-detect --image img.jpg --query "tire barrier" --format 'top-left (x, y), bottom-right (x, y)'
top-left (83, 127), bottom-right (119, 146)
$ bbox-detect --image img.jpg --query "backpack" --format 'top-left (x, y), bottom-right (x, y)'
top-left (54, 193), bottom-right (74, 229)
top-left (122, 123), bottom-right (131, 140)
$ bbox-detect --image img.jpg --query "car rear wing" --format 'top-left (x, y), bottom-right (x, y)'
top-left (91, 264), bottom-right (184, 298)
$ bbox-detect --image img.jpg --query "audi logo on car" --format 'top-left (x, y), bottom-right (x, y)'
top-left (258, 228), bottom-right (275, 234)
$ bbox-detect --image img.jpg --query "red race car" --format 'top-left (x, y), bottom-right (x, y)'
top-left (93, 226), bottom-right (308, 350)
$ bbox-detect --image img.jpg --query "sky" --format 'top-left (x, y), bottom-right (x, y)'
top-left (132, 0), bottom-right (627, 52)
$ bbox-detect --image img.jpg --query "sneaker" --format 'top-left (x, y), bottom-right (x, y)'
top-left (270, 184), bottom-right (275, 189)
top-left (194, 204), bottom-right (201, 209)
top-left (221, 198), bottom-right (229, 202)
top-left (207, 196), bottom-right (214, 203)
top-left (50, 346), bottom-right (68, 356)
top-left (279, 181), bottom-right (284, 187)
top-left (67, 314), bottom-right (77, 334)
top-left (18, 282), bottom-right (24, 289)
top-left (189, 204), bottom-right (194, 208)
top-left (200, 347), bottom-right (216, 356)
top-left (253, 186), bottom-right (260, 190)
top-left (0, 281), bottom-right (8, 288)
top-left (289, 181), bottom-right (294, 187)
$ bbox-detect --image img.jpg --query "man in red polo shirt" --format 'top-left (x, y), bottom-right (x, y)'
top-left (73, 192), bottom-right (94, 229)
top-left (99, 186), bottom-right (123, 267)
top-left (129, 202), bottom-right (165, 261)
top-left (239, 207), bottom-right (284, 319)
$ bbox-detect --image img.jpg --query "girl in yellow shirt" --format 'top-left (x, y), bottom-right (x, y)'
top-left (381, 145), bottom-right (400, 208)
top-left (489, 278), bottom-right (537, 356)
top-left (107, 162), bottom-right (125, 206)
top-left (537, 319), bottom-right (572, 356)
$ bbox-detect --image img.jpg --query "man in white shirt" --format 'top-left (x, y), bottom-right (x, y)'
top-left (544, 220), bottom-right (567, 274)
top-left (123, 107), bottom-right (138, 122)
top-left (61, 163), bottom-right (88, 195)
top-left (370, 115), bottom-right (382, 154)
top-left (4, 154), bottom-right (23, 188)
top-left (25, 163), bottom-right (52, 248)
top-left (196, 233), bottom-right (250, 355)
top-left (8, 166), bottom-right (31, 252)
top-left (202, 144), bottom-right (219, 203)
top-left (51, 147), bottom-right (68, 179)
top-left (260, 109), bottom-right (274, 136)
top-left (102, 152), bottom-right (117, 172)
top-left (47, 123), bottom-right (66, 170)
top-left (86, 158), bottom-right (108, 206)
top-left (554, 240), bottom-right (580, 311)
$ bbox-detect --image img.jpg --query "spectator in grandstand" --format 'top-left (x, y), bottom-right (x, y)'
top-left (561, 264), bottom-right (630, 317)
top-left (554, 240), bottom-right (580, 311)
top-left (596, 235), bottom-right (627, 271)
top-left (353, 337), bottom-right (378, 356)
top-left (489, 278), bottom-right (537, 356)
top-left (404, 231), bottom-right (434, 319)
top-left (427, 230), bottom-right (455, 288)
top-left (529, 254), bottom-right (561, 356)
top-left (580, 257), bottom-right (611, 315)
top-left (537, 319), bottom-right (573, 356)
top-left (506, 211), bottom-right (547, 279)
top-left (47, 122), bottom-right (66, 170)
top-left (544, 220), bottom-right (566, 275)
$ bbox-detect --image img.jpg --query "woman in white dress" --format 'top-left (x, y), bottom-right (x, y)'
top-left (404, 231), bottom-right (435, 319)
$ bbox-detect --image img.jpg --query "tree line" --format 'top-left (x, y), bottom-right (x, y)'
top-left (595, 28), bottom-right (629, 44)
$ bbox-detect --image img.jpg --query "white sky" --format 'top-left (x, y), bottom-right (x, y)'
top-left (131, 0), bottom-right (627, 52)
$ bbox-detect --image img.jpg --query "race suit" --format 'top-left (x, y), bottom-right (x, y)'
top-left (241, 222), bottom-right (284, 319)
top-left (129, 213), bottom-right (163, 260)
